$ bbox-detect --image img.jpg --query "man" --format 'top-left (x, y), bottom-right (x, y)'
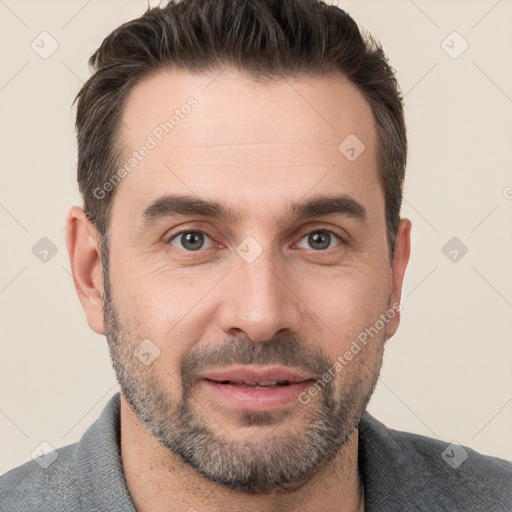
top-left (1, 0), bottom-right (510, 510)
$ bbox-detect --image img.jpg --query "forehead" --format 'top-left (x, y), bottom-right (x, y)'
top-left (113, 67), bottom-right (381, 227)
top-left (120, 67), bottom-right (375, 147)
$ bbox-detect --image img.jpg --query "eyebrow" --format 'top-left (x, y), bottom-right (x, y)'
top-left (140, 193), bottom-right (367, 226)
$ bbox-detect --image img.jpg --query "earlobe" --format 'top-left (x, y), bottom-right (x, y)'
top-left (386, 218), bottom-right (411, 340)
top-left (65, 206), bottom-right (106, 335)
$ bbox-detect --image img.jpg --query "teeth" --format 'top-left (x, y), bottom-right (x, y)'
top-left (228, 380), bottom-right (290, 388)
top-left (236, 384), bottom-right (275, 389)
top-left (212, 379), bottom-right (291, 387)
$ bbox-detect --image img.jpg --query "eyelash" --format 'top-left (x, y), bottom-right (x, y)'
top-left (166, 227), bottom-right (344, 254)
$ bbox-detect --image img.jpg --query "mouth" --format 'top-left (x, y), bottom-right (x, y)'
top-left (204, 379), bottom-right (295, 389)
top-left (197, 366), bottom-right (316, 411)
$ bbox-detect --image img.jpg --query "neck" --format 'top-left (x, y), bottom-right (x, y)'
top-left (120, 395), bottom-right (364, 512)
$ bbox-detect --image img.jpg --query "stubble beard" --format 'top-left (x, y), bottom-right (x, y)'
top-left (102, 258), bottom-right (383, 495)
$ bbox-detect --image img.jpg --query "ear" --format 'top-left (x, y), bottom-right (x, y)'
top-left (386, 218), bottom-right (411, 339)
top-left (65, 206), bottom-right (106, 335)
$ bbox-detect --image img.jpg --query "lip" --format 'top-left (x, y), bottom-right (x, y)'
top-left (197, 365), bottom-right (316, 411)
top-left (197, 365), bottom-right (315, 385)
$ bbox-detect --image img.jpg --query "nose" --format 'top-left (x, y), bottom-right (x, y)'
top-left (217, 246), bottom-right (303, 343)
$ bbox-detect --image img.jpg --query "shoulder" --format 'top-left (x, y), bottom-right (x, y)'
top-left (0, 442), bottom-right (85, 512)
top-left (358, 412), bottom-right (512, 511)
top-left (0, 393), bottom-right (134, 512)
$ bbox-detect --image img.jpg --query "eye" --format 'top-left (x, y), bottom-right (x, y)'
top-left (168, 229), bottom-right (215, 251)
top-left (296, 229), bottom-right (343, 251)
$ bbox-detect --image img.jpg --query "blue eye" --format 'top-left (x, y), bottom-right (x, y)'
top-left (297, 230), bottom-right (342, 251)
top-left (169, 230), bottom-right (214, 251)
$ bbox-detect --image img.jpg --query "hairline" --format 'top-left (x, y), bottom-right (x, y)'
top-left (96, 65), bottom-right (398, 264)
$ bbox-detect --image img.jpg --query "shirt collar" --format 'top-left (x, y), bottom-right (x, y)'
top-left (76, 392), bottom-right (137, 511)
top-left (357, 411), bottom-right (409, 511)
top-left (76, 392), bottom-right (407, 511)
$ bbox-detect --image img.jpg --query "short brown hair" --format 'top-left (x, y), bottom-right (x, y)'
top-left (74, 0), bottom-right (406, 262)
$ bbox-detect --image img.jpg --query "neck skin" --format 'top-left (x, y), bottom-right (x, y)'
top-left (120, 395), bottom-right (365, 512)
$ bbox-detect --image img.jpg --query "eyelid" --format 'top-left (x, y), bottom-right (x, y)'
top-left (294, 220), bottom-right (348, 241)
top-left (295, 228), bottom-right (344, 251)
top-left (167, 227), bottom-right (217, 249)
top-left (166, 224), bottom-right (347, 254)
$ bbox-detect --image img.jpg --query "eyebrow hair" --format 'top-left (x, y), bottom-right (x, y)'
top-left (141, 194), bottom-right (242, 225)
top-left (290, 194), bottom-right (366, 222)
top-left (140, 193), bottom-right (367, 226)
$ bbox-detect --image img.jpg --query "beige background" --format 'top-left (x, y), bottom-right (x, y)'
top-left (1, 0), bottom-right (511, 475)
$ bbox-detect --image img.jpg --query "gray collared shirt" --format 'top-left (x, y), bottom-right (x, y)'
top-left (1, 392), bottom-right (511, 511)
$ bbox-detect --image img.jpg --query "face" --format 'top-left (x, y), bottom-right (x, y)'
top-left (87, 68), bottom-right (409, 494)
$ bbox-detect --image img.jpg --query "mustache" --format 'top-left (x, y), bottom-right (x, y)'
top-left (179, 335), bottom-right (332, 389)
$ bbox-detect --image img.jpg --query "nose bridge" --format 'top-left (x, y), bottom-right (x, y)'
top-left (218, 238), bottom-right (301, 342)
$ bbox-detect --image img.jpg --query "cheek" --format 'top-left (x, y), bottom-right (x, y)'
top-left (304, 270), bottom-right (389, 348)
top-left (117, 275), bottom-right (214, 365)
top-left (116, 264), bottom-right (200, 324)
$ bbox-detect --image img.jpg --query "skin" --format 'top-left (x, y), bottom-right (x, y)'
top-left (66, 67), bottom-right (411, 512)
